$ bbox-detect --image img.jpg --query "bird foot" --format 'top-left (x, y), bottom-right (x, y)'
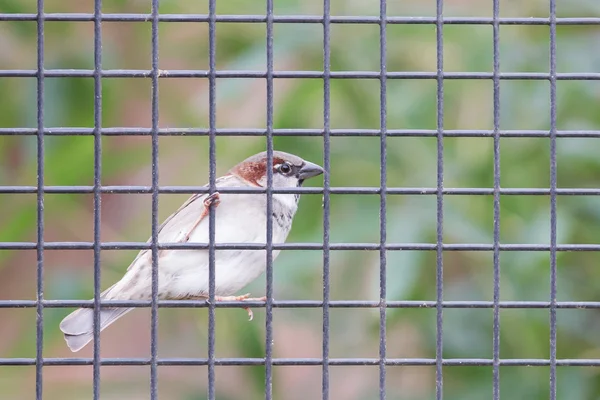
top-left (182, 192), bottom-right (221, 244)
top-left (203, 192), bottom-right (221, 209)
top-left (215, 293), bottom-right (267, 321)
top-left (198, 192), bottom-right (221, 220)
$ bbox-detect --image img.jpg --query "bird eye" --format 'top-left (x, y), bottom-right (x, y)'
top-left (279, 162), bottom-right (292, 175)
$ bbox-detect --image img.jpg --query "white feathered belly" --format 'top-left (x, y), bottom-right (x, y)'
top-left (156, 193), bottom-right (290, 298)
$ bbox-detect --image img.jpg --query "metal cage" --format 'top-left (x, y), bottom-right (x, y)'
top-left (1, 0), bottom-right (600, 399)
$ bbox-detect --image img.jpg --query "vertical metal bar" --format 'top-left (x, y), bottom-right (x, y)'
top-left (150, 0), bottom-right (160, 399)
top-left (548, 0), bottom-right (558, 398)
top-left (491, 0), bottom-right (501, 398)
top-left (435, 0), bottom-right (444, 399)
top-left (92, 0), bottom-right (103, 399)
top-left (265, 0), bottom-right (275, 399)
top-left (378, 1), bottom-right (388, 399)
top-left (321, 0), bottom-right (331, 399)
top-left (207, 0), bottom-right (217, 399)
top-left (35, 1), bottom-right (45, 399)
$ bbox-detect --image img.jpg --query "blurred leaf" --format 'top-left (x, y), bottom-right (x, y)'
top-left (2, 0), bottom-right (600, 398)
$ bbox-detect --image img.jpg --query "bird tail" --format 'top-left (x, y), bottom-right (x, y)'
top-left (59, 284), bottom-right (133, 352)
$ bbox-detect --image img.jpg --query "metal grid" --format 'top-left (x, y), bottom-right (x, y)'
top-left (1, 0), bottom-right (599, 399)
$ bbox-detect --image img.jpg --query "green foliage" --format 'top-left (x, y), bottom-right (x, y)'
top-left (2, 0), bottom-right (600, 399)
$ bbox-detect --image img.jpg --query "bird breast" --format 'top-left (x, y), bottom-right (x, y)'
top-left (158, 192), bottom-right (297, 298)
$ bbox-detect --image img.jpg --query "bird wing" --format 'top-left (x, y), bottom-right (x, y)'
top-left (125, 174), bottom-right (235, 272)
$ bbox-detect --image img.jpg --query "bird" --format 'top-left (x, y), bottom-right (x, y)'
top-left (59, 150), bottom-right (324, 352)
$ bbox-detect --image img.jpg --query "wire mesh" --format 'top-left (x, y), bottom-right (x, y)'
top-left (322, 1), bottom-right (332, 398)
top-left (207, 1), bottom-right (217, 399)
top-left (34, 1), bottom-right (45, 399)
top-left (91, 0), bottom-right (103, 398)
top-left (0, 1), bottom-right (598, 399)
top-left (434, 1), bottom-right (444, 398)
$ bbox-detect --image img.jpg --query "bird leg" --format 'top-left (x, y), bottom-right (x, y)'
top-left (215, 293), bottom-right (267, 321)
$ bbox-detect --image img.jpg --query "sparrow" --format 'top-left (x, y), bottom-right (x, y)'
top-left (59, 150), bottom-right (324, 352)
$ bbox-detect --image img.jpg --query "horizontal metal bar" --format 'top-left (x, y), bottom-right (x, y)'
top-left (2, 127), bottom-right (600, 138)
top-left (0, 13), bottom-right (599, 25)
top-left (1, 185), bottom-right (600, 196)
top-left (2, 299), bottom-right (600, 309)
top-left (0, 242), bottom-right (598, 251)
top-left (1, 69), bottom-right (599, 80)
top-left (0, 357), bottom-right (598, 367)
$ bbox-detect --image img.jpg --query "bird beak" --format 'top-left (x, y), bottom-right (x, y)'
top-left (297, 161), bottom-right (324, 180)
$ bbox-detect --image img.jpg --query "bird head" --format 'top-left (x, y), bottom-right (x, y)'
top-left (230, 150), bottom-right (324, 189)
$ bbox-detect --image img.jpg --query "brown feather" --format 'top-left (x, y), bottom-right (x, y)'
top-left (230, 156), bottom-right (286, 186)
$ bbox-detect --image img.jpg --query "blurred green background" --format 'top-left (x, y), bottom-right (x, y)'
top-left (2, 0), bottom-right (600, 399)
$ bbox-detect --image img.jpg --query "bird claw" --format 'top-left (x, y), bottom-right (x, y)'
top-left (215, 293), bottom-right (267, 321)
top-left (244, 307), bottom-right (254, 321)
top-left (203, 192), bottom-right (221, 209)
top-left (182, 192), bottom-right (222, 244)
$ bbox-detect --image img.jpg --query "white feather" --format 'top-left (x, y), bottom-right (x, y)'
top-left (59, 150), bottom-right (321, 352)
